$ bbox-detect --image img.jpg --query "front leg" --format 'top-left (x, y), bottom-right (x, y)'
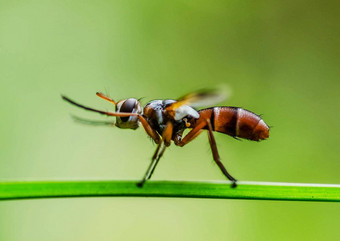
top-left (137, 122), bottom-right (174, 187)
top-left (136, 140), bottom-right (164, 187)
top-left (62, 96), bottom-right (161, 144)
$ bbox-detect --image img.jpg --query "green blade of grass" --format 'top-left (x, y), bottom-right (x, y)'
top-left (0, 180), bottom-right (339, 202)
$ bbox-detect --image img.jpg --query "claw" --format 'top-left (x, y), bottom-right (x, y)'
top-left (136, 181), bottom-right (145, 188)
top-left (231, 180), bottom-right (237, 188)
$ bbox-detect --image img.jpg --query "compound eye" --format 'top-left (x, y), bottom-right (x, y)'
top-left (120, 98), bottom-right (138, 122)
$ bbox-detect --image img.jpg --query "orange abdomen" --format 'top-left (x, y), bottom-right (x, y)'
top-left (192, 107), bottom-right (269, 141)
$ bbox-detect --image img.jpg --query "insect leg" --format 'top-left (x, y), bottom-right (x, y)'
top-left (62, 96), bottom-right (120, 116)
top-left (146, 122), bottom-right (173, 179)
top-left (137, 115), bottom-right (161, 144)
top-left (147, 145), bottom-right (166, 180)
top-left (71, 115), bottom-right (115, 126)
top-left (62, 96), bottom-right (136, 117)
top-left (206, 119), bottom-right (237, 187)
top-left (162, 122), bottom-right (173, 147)
top-left (62, 95), bottom-right (160, 143)
top-left (137, 122), bottom-right (173, 187)
top-left (136, 141), bottom-right (163, 187)
top-left (175, 121), bottom-right (207, 146)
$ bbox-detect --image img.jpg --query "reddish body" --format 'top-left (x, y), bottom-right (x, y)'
top-left (191, 107), bottom-right (269, 141)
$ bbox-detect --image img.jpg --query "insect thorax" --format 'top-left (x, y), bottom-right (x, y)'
top-left (143, 99), bottom-right (199, 135)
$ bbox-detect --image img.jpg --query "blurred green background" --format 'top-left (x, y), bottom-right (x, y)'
top-left (0, 0), bottom-right (339, 240)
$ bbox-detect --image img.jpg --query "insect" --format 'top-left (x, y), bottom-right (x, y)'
top-left (62, 89), bottom-right (270, 187)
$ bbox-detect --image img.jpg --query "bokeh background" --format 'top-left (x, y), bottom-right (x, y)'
top-left (0, 0), bottom-right (339, 240)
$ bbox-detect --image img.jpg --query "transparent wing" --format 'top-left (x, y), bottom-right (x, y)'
top-left (167, 86), bottom-right (230, 111)
top-left (165, 86), bottom-right (231, 120)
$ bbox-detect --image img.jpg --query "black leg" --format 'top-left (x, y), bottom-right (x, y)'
top-left (62, 95), bottom-right (161, 144)
top-left (137, 122), bottom-right (173, 187)
top-left (71, 115), bottom-right (115, 126)
top-left (136, 142), bottom-right (163, 187)
top-left (147, 145), bottom-right (166, 180)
